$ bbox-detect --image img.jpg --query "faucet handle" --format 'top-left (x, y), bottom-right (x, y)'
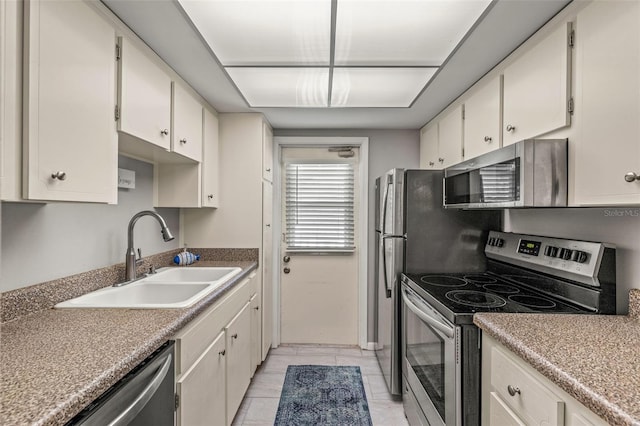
top-left (136, 248), bottom-right (143, 265)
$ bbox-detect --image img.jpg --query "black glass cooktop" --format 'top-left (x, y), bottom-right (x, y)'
top-left (403, 272), bottom-right (588, 324)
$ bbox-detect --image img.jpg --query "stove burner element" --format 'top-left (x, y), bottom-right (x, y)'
top-left (483, 284), bottom-right (520, 294)
top-left (508, 294), bottom-right (557, 309)
top-left (420, 275), bottom-right (467, 287)
top-left (445, 290), bottom-right (506, 308)
top-left (463, 274), bottom-right (498, 284)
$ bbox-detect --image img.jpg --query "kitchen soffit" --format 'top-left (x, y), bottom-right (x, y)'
top-left (177, 0), bottom-right (492, 108)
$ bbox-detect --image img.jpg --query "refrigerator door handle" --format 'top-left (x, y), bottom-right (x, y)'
top-left (382, 239), bottom-right (392, 299)
top-left (381, 178), bottom-right (392, 234)
top-left (382, 234), bottom-right (404, 239)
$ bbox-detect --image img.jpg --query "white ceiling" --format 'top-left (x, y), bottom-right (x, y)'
top-left (101, 0), bottom-right (571, 130)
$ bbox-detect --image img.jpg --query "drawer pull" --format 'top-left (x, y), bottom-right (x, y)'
top-left (507, 385), bottom-right (521, 396)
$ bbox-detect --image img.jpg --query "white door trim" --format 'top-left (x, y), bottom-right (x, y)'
top-left (272, 136), bottom-right (369, 349)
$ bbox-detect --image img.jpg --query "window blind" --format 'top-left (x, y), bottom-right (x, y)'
top-left (285, 162), bottom-right (355, 251)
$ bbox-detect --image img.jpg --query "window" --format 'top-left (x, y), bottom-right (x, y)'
top-left (285, 162), bottom-right (355, 251)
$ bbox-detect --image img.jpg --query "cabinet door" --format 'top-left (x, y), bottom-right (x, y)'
top-left (489, 392), bottom-right (526, 426)
top-left (226, 302), bottom-right (251, 425)
top-left (176, 331), bottom-right (226, 426)
top-left (23, 0), bottom-right (117, 203)
top-left (438, 105), bottom-right (463, 168)
top-left (263, 122), bottom-right (274, 182)
top-left (173, 82), bottom-right (203, 162)
top-left (202, 108), bottom-right (220, 207)
top-left (503, 22), bottom-right (572, 146)
top-left (250, 293), bottom-right (261, 377)
top-left (419, 125), bottom-right (439, 169)
top-left (118, 37), bottom-right (171, 150)
top-left (262, 180), bottom-right (273, 359)
top-left (464, 75), bottom-right (502, 159)
top-left (574, 0), bottom-right (640, 205)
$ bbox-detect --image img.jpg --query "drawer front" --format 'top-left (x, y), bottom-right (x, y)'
top-left (175, 274), bottom-right (254, 374)
top-left (491, 346), bottom-right (565, 426)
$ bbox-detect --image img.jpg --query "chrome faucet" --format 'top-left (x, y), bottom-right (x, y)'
top-left (124, 210), bottom-right (174, 282)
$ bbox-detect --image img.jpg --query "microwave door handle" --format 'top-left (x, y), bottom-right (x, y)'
top-left (108, 353), bottom-right (173, 426)
top-left (402, 288), bottom-right (454, 339)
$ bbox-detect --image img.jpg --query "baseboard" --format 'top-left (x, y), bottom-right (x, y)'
top-left (363, 342), bottom-right (376, 351)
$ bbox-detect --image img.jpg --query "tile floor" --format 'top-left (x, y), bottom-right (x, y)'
top-left (231, 345), bottom-right (409, 426)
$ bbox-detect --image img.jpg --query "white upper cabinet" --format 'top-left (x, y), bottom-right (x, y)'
top-left (463, 75), bottom-right (502, 159)
top-left (117, 36), bottom-right (171, 150)
top-left (262, 122), bottom-right (274, 182)
top-left (172, 82), bottom-right (203, 162)
top-left (202, 108), bottom-right (220, 208)
top-left (438, 105), bottom-right (464, 168)
top-left (503, 22), bottom-right (572, 146)
top-left (573, 0), bottom-right (640, 205)
top-left (419, 124), bottom-right (439, 169)
top-left (23, 0), bottom-right (117, 203)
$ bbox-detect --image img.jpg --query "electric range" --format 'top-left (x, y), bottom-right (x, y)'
top-left (400, 231), bottom-right (616, 426)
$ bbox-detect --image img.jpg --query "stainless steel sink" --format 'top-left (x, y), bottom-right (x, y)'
top-left (55, 267), bottom-right (242, 309)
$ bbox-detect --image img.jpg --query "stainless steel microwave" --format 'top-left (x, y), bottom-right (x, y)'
top-left (443, 139), bottom-right (567, 209)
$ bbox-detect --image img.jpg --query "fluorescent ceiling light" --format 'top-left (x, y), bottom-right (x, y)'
top-left (226, 67), bottom-right (329, 107)
top-left (178, 0), bottom-right (331, 65)
top-left (332, 68), bottom-right (437, 107)
top-left (179, 0), bottom-right (492, 108)
top-left (335, 0), bottom-right (492, 65)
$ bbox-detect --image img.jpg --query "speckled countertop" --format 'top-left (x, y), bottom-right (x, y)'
top-left (474, 289), bottom-right (640, 426)
top-left (0, 259), bottom-right (257, 426)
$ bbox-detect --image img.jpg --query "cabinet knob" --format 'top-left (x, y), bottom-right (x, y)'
top-left (51, 171), bottom-right (67, 181)
top-left (266, 168), bottom-right (271, 172)
top-left (438, 158), bottom-right (444, 163)
top-left (219, 349), bottom-right (226, 356)
top-left (484, 136), bottom-right (493, 143)
top-left (506, 124), bottom-right (516, 132)
top-left (624, 172), bottom-right (639, 182)
top-left (180, 138), bottom-right (187, 144)
top-left (232, 333), bottom-right (238, 339)
top-left (428, 161), bottom-right (435, 167)
top-left (254, 306), bottom-right (260, 311)
top-left (266, 223), bottom-right (271, 228)
top-left (208, 194), bottom-right (214, 199)
top-left (160, 129), bottom-right (169, 136)
top-left (283, 256), bottom-right (290, 263)
top-left (507, 385), bottom-right (521, 396)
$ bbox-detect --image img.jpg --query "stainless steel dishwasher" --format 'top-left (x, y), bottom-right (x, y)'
top-left (66, 341), bottom-right (175, 426)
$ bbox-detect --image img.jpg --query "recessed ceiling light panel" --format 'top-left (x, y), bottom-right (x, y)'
top-left (334, 0), bottom-right (492, 66)
top-left (179, 0), bottom-right (331, 66)
top-left (226, 67), bottom-right (330, 107)
top-left (331, 67), bottom-right (437, 107)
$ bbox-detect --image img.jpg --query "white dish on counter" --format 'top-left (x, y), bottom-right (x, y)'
top-left (55, 267), bottom-right (242, 309)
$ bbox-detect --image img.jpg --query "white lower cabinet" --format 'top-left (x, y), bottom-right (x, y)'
top-left (174, 272), bottom-right (257, 426)
top-left (225, 302), bottom-right (251, 424)
top-left (482, 334), bottom-right (607, 426)
top-left (250, 293), bottom-right (261, 377)
top-left (176, 331), bottom-right (226, 426)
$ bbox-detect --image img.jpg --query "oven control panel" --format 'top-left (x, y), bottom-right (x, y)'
top-left (484, 231), bottom-right (609, 287)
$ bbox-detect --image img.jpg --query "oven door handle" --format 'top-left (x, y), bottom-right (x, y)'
top-left (402, 288), bottom-right (454, 339)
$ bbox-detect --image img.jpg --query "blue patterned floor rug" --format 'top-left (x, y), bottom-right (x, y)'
top-left (274, 365), bottom-right (373, 426)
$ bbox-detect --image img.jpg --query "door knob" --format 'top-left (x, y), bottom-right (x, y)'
top-left (283, 256), bottom-right (290, 263)
top-left (624, 172), bottom-right (639, 182)
top-left (283, 267), bottom-right (290, 274)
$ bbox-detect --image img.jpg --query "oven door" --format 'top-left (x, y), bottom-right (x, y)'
top-left (402, 284), bottom-right (460, 426)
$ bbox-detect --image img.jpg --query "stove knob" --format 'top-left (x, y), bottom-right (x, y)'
top-left (544, 246), bottom-right (553, 256)
top-left (545, 246), bottom-right (559, 257)
top-left (488, 237), bottom-right (496, 246)
top-left (572, 250), bottom-right (589, 263)
top-left (559, 248), bottom-right (573, 260)
top-left (495, 238), bottom-right (504, 247)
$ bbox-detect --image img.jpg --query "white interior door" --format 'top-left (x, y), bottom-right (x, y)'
top-left (279, 147), bottom-right (360, 345)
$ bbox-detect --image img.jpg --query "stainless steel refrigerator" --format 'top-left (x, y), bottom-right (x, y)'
top-left (374, 169), bottom-right (501, 396)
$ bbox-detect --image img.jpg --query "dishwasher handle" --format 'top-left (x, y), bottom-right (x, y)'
top-left (402, 287), bottom-right (454, 339)
top-left (108, 353), bottom-right (173, 426)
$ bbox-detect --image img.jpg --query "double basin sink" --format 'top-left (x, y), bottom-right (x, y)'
top-left (55, 267), bottom-right (242, 309)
